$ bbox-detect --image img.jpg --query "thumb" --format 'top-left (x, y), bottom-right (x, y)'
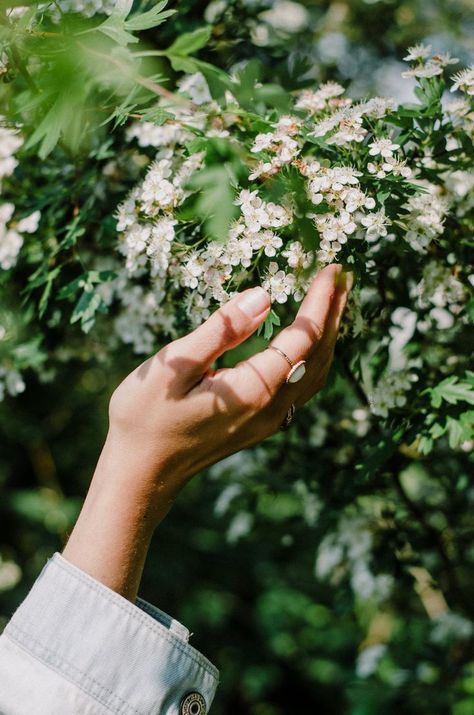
top-left (169, 287), bottom-right (270, 388)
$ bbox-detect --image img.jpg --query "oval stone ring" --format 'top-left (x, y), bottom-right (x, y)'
top-left (267, 345), bottom-right (306, 384)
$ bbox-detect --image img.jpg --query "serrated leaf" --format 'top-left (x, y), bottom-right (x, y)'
top-left (125, 2), bottom-right (175, 31)
top-left (24, 97), bottom-right (63, 159)
top-left (96, 16), bottom-right (139, 46)
top-left (429, 375), bottom-right (474, 407)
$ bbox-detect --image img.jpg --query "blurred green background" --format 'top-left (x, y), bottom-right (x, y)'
top-left (1, 2), bottom-right (473, 714)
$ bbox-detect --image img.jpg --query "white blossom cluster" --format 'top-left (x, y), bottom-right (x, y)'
top-left (368, 370), bottom-right (419, 418)
top-left (430, 611), bottom-right (474, 645)
top-left (410, 261), bottom-right (467, 331)
top-left (0, 120), bottom-right (22, 186)
top-left (0, 204), bottom-right (41, 271)
top-left (0, 120), bottom-right (41, 400)
top-left (0, 120), bottom-right (41, 271)
top-left (110, 55), bottom-right (473, 411)
top-left (249, 115), bottom-right (301, 179)
top-left (402, 187), bottom-right (448, 253)
top-left (54, 0), bottom-right (116, 18)
top-left (315, 512), bottom-right (394, 602)
top-left (298, 160), bottom-right (388, 263)
top-left (401, 44), bottom-right (458, 80)
top-left (0, 365), bottom-right (25, 401)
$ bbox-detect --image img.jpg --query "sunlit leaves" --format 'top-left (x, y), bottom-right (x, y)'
top-left (425, 373), bottom-right (474, 408)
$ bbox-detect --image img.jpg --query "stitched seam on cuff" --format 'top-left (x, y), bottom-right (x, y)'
top-left (54, 555), bottom-right (219, 680)
top-left (4, 628), bottom-right (135, 715)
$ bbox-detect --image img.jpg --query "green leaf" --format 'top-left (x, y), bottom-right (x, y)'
top-left (447, 417), bottom-right (465, 449)
top-left (24, 97), bottom-right (64, 159)
top-left (57, 215), bottom-right (86, 252)
top-left (95, 15), bottom-right (139, 46)
top-left (59, 271), bottom-right (115, 300)
top-left (166, 26), bottom-right (212, 56)
top-left (125, 1), bottom-right (175, 31)
top-left (427, 375), bottom-right (474, 408)
top-left (71, 288), bottom-right (104, 333)
top-left (258, 309), bottom-right (281, 341)
top-left (12, 337), bottom-right (47, 370)
top-left (187, 164), bottom-right (238, 241)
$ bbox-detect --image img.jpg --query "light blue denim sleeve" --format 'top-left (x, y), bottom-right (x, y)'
top-left (0, 553), bottom-right (219, 715)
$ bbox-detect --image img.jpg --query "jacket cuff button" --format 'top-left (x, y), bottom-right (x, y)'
top-left (180, 691), bottom-right (207, 715)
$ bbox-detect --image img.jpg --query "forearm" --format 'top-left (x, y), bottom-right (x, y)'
top-left (62, 431), bottom-right (179, 601)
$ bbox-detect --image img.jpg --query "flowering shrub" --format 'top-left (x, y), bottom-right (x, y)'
top-left (1, 2), bottom-right (473, 713)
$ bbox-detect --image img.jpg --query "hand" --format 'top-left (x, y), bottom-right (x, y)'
top-left (106, 262), bottom-right (352, 497)
top-left (63, 262), bottom-right (352, 599)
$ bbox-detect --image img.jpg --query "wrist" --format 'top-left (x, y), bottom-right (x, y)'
top-left (62, 435), bottom-right (183, 601)
top-left (92, 432), bottom-right (185, 530)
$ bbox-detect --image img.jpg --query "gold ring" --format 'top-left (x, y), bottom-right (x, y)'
top-left (267, 345), bottom-right (307, 384)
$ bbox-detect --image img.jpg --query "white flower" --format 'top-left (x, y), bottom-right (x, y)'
top-left (430, 612), bottom-right (474, 644)
top-left (450, 65), bottom-right (474, 96)
top-left (317, 245), bottom-right (341, 264)
top-left (431, 52), bottom-right (459, 68)
top-left (126, 121), bottom-right (188, 148)
top-left (225, 237), bottom-right (254, 267)
top-left (0, 367), bottom-right (26, 400)
top-left (0, 121), bottom-right (23, 187)
top-left (53, 0), bottom-right (116, 18)
top-left (295, 83), bottom-right (345, 114)
top-left (403, 189), bottom-right (447, 252)
top-left (250, 229), bottom-right (282, 257)
top-left (282, 241), bottom-right (312, 269)
top-left (402, 62), bottom-right (443, 79)
top-left (273, 115), bottom-right (301, 136)
top-left (0, 226), bottom-right (23, 270)
top-left (265, 202), bottom-right (292, 228)
top-left (248, 161), bottom-right (278, 181)
top-left (356, 645), bottom-right (387, 678)
top-left (241, 203), bottom-right (269, 233)
top-left (116, 197), bottom-right (137, 231)
top-left (16, 210), bottom-right (41, 233)
top-left (368, 138), bottom-right (400, 159)
top-left (315, 211), bottom-right (357, 243)
top-left (177, 72), bottom-right (212, 105)
top-left (260, 0), bottom-right (309, 33)
top-left (356, 97), bottom-right (397, 118)
top-left (326, 115), bottom-right (367, 146)
top-left (361, 211), bottom-right (391, 240)
top-left (368, 370), bottom-right (418, 417)
top-left (251, 133), bottom-right (275, 153)
top-left (262, 261), bottom-right (294, 303)
top-left (403, 44), bottom-right (432, 62)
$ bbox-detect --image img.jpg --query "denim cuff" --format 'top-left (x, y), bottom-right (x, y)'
top-left (4, 553), bottom-right (219, 715)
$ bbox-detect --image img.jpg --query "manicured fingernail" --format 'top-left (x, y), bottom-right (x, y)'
top-left (237, 287), bottom-right (271, 317)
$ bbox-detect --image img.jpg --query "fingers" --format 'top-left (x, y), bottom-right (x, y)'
top-left (162, 286), bottom-right (271, 390)
top-left (241, 263), bottom-right (343, 397)
top-left (293, 270), bottom-right (353, 407)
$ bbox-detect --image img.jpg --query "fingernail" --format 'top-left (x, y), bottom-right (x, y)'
top-left (237, 287), bottom-right (271, 317)
top-left (337, 270), bottom-right (354, 292)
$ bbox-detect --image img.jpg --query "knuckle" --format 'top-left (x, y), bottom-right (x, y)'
top-left (218, 315), bottom-right (240, 346)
